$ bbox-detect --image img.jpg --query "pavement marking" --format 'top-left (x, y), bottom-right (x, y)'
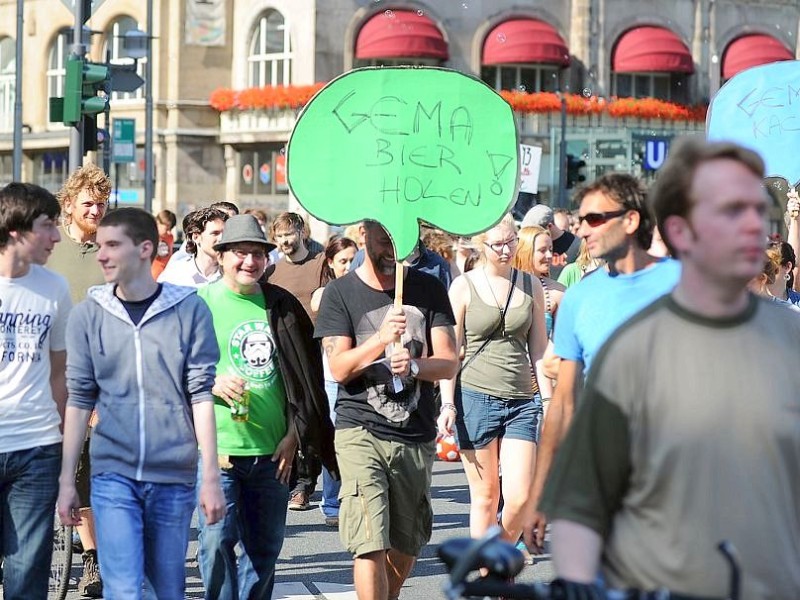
top-left (273, 581), bottom-right (316, 599)
top-left (313, 581), bottom-right (358, 599)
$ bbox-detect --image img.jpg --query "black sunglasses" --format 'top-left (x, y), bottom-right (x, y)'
top-left (578, 209), bottom-right (629, 227)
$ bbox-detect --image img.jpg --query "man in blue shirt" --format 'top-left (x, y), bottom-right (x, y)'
top-left (524, 173), bottom-right (680, 550)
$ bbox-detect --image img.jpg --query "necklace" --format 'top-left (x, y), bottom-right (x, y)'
top-left (482, 267), bottom-right (509, 336)
top-left (539, 276), bottom-right (552, 315)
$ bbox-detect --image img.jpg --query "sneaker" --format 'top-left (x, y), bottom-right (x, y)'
top-left (324, 516), bottom-right (339, 528)
top-left (288, 490), bottom-right (310, 511)
top-left (78, 550), bottom-right (103, 598)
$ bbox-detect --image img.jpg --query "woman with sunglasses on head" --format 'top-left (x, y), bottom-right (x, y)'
top-left (437, 214), bottom-right (548, 545)
top-left (310, 234), bottom-right (357, 527)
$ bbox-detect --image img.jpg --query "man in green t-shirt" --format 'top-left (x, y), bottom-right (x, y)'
top-left (197, 214), bottom-right (336, 600)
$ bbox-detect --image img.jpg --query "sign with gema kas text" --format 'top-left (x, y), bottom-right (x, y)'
top-left (707, 60), bottom-right (800, 183)
top-left (287, 67), bottom-right (519, 260)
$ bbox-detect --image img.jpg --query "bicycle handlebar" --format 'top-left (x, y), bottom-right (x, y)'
top-left (438, 530), bottom-right (742, 600)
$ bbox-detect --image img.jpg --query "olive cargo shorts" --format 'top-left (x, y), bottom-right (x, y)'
top-left (335, 426), bottom-right (435, 558)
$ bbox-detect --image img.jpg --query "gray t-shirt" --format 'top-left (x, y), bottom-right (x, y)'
top-left (542, 294), bottom-right (800, 599)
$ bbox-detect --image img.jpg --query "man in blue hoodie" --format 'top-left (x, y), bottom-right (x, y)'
top-left (57, 207), bottom-right (226, 600)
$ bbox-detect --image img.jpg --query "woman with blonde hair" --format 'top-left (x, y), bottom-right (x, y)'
top-left (513, 226), bottom-right (565, 340)
top-left (750, 246), bottom-right (800, 312)
top-left (438, 214), bottom-right (548, 547)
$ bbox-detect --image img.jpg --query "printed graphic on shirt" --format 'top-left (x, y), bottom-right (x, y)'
top-left (0, 303), bottom-right (52, 363)
top-left (356, 305), bottom-right (426, 422)
top-left (228, 319), bottom-right (279, 383)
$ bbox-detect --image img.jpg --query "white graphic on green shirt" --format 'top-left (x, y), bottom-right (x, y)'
top-left (228, 320), bottom-right (278, 382)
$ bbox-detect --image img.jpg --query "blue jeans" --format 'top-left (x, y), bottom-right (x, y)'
top-left (197, 456), bottom-right (289, 600)
top-left (320, 379), bottom-right (340, 519)
top-left (91, 472), bottom-right (196, 600)
top-left (0, 443), bottom-right (61, 600)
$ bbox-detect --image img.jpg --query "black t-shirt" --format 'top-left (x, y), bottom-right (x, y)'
top-left (118, 284), bottom-right (162, 325)
top-left (551, 231), bottom-right (579, 278)
top-left (314, 269), bottom-right (455, 443)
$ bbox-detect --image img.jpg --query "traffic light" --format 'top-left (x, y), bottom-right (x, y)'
top-left (63, 57), bottom-right (109, 125)
top-left (566, 154), bottom-right (587, 189)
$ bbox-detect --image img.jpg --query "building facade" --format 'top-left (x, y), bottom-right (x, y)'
top-left (0, 0), bottom-right (797, 217)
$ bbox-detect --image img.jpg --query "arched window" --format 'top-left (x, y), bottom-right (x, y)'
top-left (611, 26), bottom-right (693, 103)
top-left (103, 16), bottom-right (146, 101)
top-left (47, 29), bottom-right (71, 100)
top-left (480, 19), bottom-right (569, 93)
top-left (354, 10), bottom-right (448, 68)
top-left (0, 37), bottom-right (15, 132)
top-left (248, 10), bottom-right (292, 87)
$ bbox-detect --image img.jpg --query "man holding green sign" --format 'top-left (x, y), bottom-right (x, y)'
top-left (315, 221), bottom-right (458, 599)
top-left (289, 66), bottom-right (520, 599)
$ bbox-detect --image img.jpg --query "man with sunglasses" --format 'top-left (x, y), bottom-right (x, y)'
top-left (524, 173), bottom-right (680, 551)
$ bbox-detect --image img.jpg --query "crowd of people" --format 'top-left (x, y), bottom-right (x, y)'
top-left (1, 136), bottom-right (799, 600)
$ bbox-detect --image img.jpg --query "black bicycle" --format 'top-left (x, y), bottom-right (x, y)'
top-left (437, 527), bottom-right (742, 600)
top-left (48, 514), bottom-right (73, 600)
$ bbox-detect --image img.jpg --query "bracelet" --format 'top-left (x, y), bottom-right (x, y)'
top-left (441, 403), bottom-right (457, 414)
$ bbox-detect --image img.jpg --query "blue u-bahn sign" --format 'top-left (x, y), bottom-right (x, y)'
top-left (644, 139), bottom-right (669, 171)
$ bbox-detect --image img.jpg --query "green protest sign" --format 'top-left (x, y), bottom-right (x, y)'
top-left (287, 67), bottom-right (519, 260)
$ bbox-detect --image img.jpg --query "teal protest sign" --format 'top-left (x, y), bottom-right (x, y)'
top-left (707, 60), bottom-right (800, 183)
top-left (287, 67), bottom-right (519, 260)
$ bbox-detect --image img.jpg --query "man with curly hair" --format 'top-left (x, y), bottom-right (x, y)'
top-left (48, 163), bottom-right (111, 597)
top-left (51, 163), bottom-right (111, 304)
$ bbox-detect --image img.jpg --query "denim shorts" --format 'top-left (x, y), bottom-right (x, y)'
top-left (455, 386), bottom-right (542, 450)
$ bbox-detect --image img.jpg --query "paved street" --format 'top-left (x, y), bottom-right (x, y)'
top-left (59, 460), bottom-right (554, 599)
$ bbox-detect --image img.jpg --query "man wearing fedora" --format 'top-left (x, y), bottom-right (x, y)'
top-left (196, 214), bottom-right (337, 600)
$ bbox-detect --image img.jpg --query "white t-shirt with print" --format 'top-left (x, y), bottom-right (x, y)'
top-left (0, 265), bottom-right (71, 452)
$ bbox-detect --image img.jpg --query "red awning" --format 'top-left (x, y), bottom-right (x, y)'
top-left (482, 19), bottom-right (570, 67)
top-left (722, 34), bottom-right (794, 79)
top-left (355, 10), bottom-right (448, 60)
top-left (613, 26), bottom-right (694, 74)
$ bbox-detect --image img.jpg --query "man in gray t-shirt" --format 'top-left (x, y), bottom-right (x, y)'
top-left (538, 139), bottom-right (800, 599)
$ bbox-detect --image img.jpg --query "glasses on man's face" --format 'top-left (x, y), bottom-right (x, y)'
top-left (578, 209), bottom-right (629, 228)
top-left (484, 238), bottom-right (518, 254)
top-left (231, 248), bottom-right (267, 260)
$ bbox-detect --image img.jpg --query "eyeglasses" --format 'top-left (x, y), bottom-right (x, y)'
top-left (231, 249), bottom-right (267, 260)
top-left (484, 239), bottom-right (518, 254)
top-left (577, 209), bottom-right (629, 227)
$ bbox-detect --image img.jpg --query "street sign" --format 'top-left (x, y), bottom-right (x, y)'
top-left (112, 118), bottom-right (136, 163)
top-left (644, 139), bottom-right (669, 171)
top-left (59, 0), bottom-right (106, 21)
top-left (109, 64), bottom-right (145, 93)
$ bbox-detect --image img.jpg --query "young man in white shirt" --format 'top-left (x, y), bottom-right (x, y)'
top-left (0, 182), bottom-right (70, 600)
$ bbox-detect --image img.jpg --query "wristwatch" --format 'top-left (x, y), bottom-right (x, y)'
top-left (409, 359), bottom-right (420, 377)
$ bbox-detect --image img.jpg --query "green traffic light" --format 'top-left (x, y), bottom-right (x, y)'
top-left (83, 96), bottom-right (107, 115)
top-left (83, 63), bottom-right (108, 86)
top-left (61, 58), bottom-right (110, 125)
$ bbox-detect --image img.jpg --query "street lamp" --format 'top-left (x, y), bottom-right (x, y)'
top-left (123, 20), bottom-right (153, 213)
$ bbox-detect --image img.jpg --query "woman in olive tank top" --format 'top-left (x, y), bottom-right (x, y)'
top-left (438, 214), bottom-right (548, 545)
